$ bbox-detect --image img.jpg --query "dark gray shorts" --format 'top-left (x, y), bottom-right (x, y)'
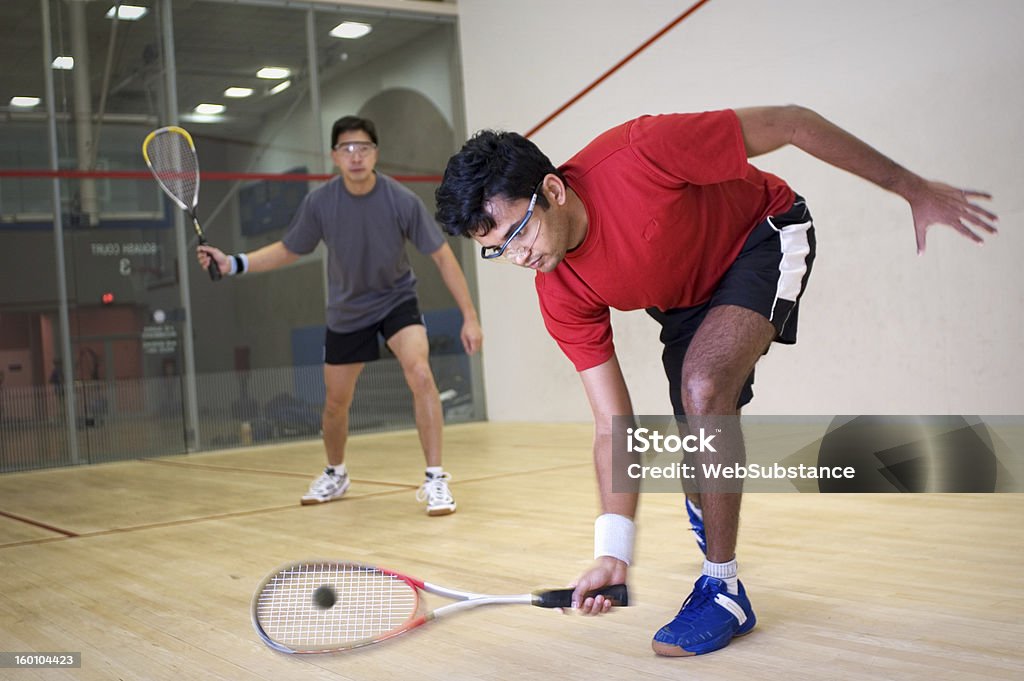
top-left (324, 297), bottom-right (424, 365)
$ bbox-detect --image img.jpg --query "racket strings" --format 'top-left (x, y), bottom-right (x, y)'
top-left (255, 563), bottom-right (420, 649)
top-left (144, 131), bottom-right (199, 209)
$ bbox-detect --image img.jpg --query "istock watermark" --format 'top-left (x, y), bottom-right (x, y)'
top-left (611, 415), bottom-right (1024, 493)
top-left (625, 426), bottom-right (718, 453)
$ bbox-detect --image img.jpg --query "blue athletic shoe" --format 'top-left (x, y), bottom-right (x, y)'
top-left (686, 498), bottom-right (707, 555)
top-left (651, 575), bottom-right (757, 656)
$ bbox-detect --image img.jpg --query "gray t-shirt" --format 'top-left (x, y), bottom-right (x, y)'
top-left (282, 173), bottom-right (445, 332)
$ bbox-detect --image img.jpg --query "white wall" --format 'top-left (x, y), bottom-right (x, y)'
top-left (458, 0), bottom-right (1024, 420)
top-left (247, 25), bottom-right (458, 176)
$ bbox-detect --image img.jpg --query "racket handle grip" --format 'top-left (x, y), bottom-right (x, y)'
top-left (532, 584), bottom-right (629, 608)
top-left (197, 236), bottom-right (222, 281)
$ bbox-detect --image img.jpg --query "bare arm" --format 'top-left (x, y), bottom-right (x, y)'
top-left (197, 240), bottom-right (300, 276)
top-left (570, 354), bottom-right (637, 615)
top-left (429, 243), bottom-right (483, 355)
top-left (243, 241), bottom-right (301, 272)
top-left (734, 105), bottom-right (998, 253)
top-left (579, 356), bottom-right (638, 519)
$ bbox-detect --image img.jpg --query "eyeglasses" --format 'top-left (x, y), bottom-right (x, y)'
top-left (332, 141), bottom-right (377, 156)
top-left (480, 182), bottom-right (543, 260)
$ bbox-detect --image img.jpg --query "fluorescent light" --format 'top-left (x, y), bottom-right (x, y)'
top-left (52, 56), bottom-right (74, 70)
top-left (268, 80), bottom-right (291, 95)
top-left (181, 113), bottom-right (224, 124)
top-left (224, 87), bottom-right (254, 98)
top-left (10, 96), bottom-right (41, 108)
top-left (105, 5), bottom-right (148, 21)
top-left (329, 21), bottom-right (372, 39)
top-left (194, 103), bottom-right (225, 115)
top-left (257, 67), bottom-right (291, 80)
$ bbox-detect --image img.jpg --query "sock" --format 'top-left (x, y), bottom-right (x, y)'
top-left (327, 463), bottom-right (347, 478)
top-left (425, 466), bottom-right (443, 479)
top-left (686, 498), bottom-right (704, 520)
top-left (703, 558), bottom-right (739, 595)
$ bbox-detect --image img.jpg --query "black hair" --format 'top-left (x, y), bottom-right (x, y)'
top-left (330, 115), bottom-right (378, 147)
top-left (435, 130), bottom-right (563, 238)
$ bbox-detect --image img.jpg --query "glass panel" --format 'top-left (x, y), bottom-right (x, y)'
top-left (49, 1), bottom-right (185, 464)
top-left (0, 2), bottom-right (184, 469)
top-left (181, 8), bottom-right (475, 450)
top-left (0, 0), bottom-right (476, 469)
top-left (65, 215), bottom-right (188, 463)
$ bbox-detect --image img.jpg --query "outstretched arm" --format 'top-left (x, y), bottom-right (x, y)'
top-left (734, 105), bottom-right (998, 253)
top-left (429, 243), bottom-right (483, 355)
top-left (197, 240), bottom-right (299, 276)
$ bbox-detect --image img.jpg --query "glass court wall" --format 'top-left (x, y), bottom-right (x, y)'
top-left (0, 0), bottom-right (479, 471)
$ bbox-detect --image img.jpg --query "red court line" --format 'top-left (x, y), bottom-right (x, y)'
top-left (0, 462), bottom-right (593, 550)
top-left (0, 168), bottom-right (442, 183)
top-left (139, 454), bottom-right (588, 487)
top-left (139, 457), bottom-right (418, 489)
top-left (0, 509), bottom-right (78, 537)
top-left (525, 0), bottom-right (713, 138)
top-left (0, 503), bottom-right (299, 549)
top-left (0, 488), bottom-right (419, 550)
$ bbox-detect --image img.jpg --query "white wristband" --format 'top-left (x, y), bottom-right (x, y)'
top-left (594, 513), bottom-right (635, 565)
top-left (228, 253), bottom-right (249, 276)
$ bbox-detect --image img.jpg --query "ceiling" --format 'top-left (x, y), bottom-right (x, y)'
top-left (0, 0), bottom-right (454, 138)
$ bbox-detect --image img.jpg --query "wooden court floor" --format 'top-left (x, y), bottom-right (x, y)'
top-left (0, 422), bottom-right (1021, 680)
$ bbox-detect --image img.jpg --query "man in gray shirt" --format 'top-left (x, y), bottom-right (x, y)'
top-left (198, 116), bottom-right (482, 515)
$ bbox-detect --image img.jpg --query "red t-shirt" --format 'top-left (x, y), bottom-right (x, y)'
top-left (536, 110), bottom-right (795, 372)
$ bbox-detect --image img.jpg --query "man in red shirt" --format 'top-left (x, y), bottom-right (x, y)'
top-left (434, 106), bottom-right (996, 656)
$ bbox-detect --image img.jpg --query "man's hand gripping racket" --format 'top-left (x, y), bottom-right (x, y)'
top-left (142, 126), bottom-right (221, 281)
top-left (251, 560), bottom-right (629, 653)
top-left (571, 556), bottom-right (630, 615)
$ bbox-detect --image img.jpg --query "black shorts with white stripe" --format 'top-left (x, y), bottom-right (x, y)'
top-left (646, 195), bottom-right (816, 414)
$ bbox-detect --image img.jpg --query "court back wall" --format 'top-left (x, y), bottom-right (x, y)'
top-left (457, 0), bottom-right (1024, 421)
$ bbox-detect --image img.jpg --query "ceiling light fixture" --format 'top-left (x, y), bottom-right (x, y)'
top-left (194, 103), bottom-right (225, 115)
top-left (10, 96), bottom-right (42, 108)
top-left (268, 80), bottom-right (292, 95)
top-left (224, 87), bottom-right (254, 98)
top-left (52, 56), bottom-right (75, 70)
top-left (105, 5), bottom-right (148, 21)
top-left (182, 113), bottom-right (224, 124)
top-left (257, 67), bottom-right (291, 80)
top-left (329, 21), bottom-right (372, 40)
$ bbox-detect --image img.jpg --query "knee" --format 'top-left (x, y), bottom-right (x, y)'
top-left (682, 369), bottom-right (739, 415)
top-left (323, 393), bottom-right (353, 417)
top-left (403, 361), bottom-right (437, 395)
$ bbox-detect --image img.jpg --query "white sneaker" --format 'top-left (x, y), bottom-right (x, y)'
top-left (301, 467), bottom-right (350, 505)
top-left (416, 472), bottom-right (457, 516)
